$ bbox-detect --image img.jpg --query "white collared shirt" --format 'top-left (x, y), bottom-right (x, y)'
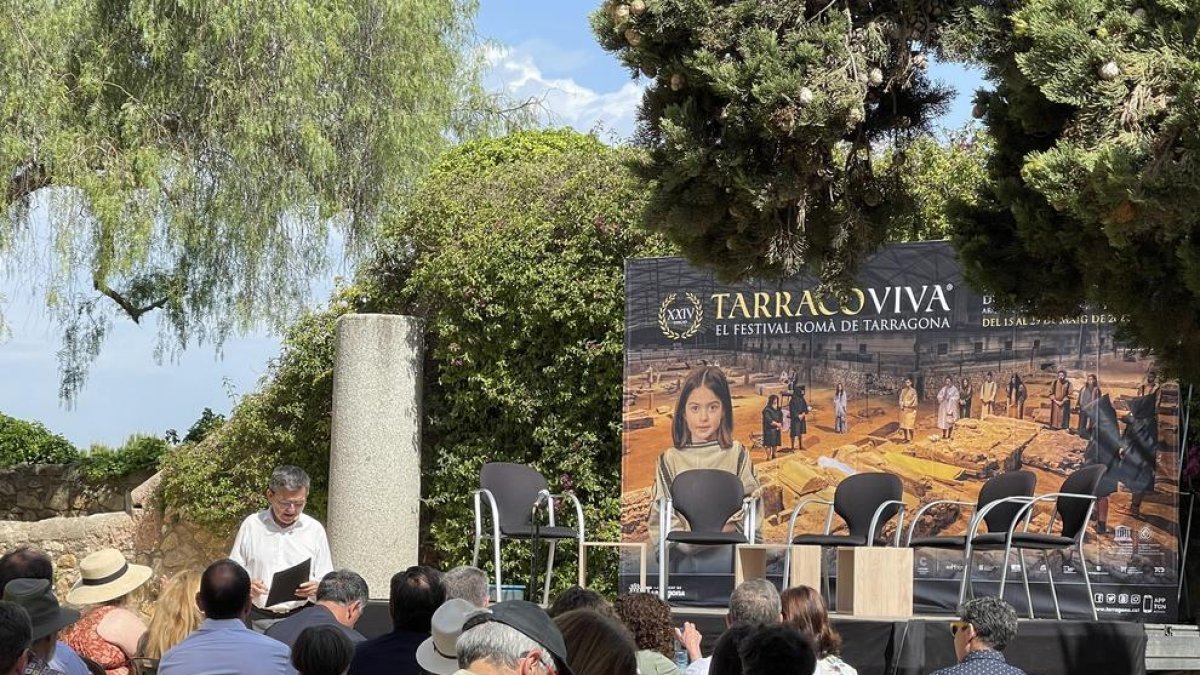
top-left (229, 510), bottom-right (333, 611)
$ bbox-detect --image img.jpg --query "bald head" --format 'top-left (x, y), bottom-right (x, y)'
top-left (199, 559), bottom-right (251, 620)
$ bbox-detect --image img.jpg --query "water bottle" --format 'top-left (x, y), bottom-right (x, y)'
top-left (673, 638), bottom-right (688, 673)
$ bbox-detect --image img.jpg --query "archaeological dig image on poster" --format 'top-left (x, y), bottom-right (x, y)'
top-left (620, 241), bottom-right (1180, 621)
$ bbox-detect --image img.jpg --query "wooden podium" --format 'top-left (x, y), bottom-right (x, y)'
top-left (835, 547), bottom-right (913, 617)
top-left (734, 544), bottom-right (822, 589)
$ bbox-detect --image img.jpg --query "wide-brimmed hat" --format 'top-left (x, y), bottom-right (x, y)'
top-left (4, 578), bottom-right (80, 640)
top-left (417, 599), bottom-right (481, 674)
top-left (66, 549), bottom-right (152, 605)
top-left (463, 600), bottom-right (574, 675)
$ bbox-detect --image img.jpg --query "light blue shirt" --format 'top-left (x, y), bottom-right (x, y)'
top-left (50, 642), bottom-right (89, 675)
top-left (159, 618), bottom-right (296, 675)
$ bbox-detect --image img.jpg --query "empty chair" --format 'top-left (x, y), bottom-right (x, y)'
top-left (784, 472), bottom-right (906, 597)
top-left (906, 470), bottom-right (1038, 606)
top-left (472, 462), bottom-right (585, 604)
top-left (658, 469), bottom-right (757, 601)
top-left (967, 464), bottom-right (1107, 620)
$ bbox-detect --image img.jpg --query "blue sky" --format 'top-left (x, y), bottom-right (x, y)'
top-left (0, 1), bottom-right (986, 448)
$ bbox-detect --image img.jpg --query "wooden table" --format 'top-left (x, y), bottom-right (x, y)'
top-left (835, 547), bottom-right (913, 617)
top-left (734, 543), bottom-right (822, 589)
top-left (579, 541), bottom-right (648, 591)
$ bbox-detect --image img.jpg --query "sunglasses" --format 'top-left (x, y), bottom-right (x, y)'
top-left (951, 621), bottom-right (970, 635)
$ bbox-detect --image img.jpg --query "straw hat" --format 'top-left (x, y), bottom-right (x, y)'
top-left (66, 549), bottom-right (152, 605)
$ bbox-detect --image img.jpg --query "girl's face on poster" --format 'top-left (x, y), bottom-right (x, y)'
top-left (685, 385), bottom-right (723, 443)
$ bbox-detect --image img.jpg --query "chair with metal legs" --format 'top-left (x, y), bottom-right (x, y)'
top-left (959, 465), bottom-right (1106, 619)
top-left (472, 462), bottom-right (585, 605)
top-left (784, 472), bottom-right (906, 600)
top-left (658, 469), bottom-right (757, 602)
top-left (907, 470), bottom-right (1038, 608)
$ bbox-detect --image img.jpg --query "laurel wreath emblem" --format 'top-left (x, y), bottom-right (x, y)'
top-left (658, 292), bottom-right (704, 340)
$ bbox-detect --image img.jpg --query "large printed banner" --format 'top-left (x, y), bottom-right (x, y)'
top-left (620, 242), bottom-right (1180, 621)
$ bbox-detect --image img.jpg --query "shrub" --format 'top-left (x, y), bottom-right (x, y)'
top-left (80, 435), bottom-right (170, 482)
top-left (0, 413), bottom-right (79, 466)
top-left (160, 129), bottom-right (672, 593)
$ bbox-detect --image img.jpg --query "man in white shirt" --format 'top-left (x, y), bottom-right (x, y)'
top-left (230, 465), bottom-right (333, 631)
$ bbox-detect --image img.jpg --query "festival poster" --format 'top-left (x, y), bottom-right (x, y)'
top-left (620, 241), bottom-right (1180, 621)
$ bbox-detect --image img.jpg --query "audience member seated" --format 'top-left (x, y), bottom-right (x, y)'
top-left (416, 599), bottom-right (479, 675)
top-left (292, 625), bottom-right (355, 675)
top-left (4, 579), bottom-right (81, 675)
top-left (737, 625), bottom-right (817, 675)
top-left (60, 549), bottom-right (151, 675)
top-left (781, 586), bottom-right (856, 675)
top-left (931, 597), bottom-right (1027, 675)
top-left (348, 566), bottom-right (443, 675)
top-left (442, 566), bottom-right (490, 608)
top-left (686, 579), bottom-right (782, 675)
top-left (546, 586), bottom-right (616, 620)
top-left (708, 623), bottom-right (759, 675)
top-left (158, 559), bottom-right (294, 675)
top-left (0, 547), bottom-right (90, 675)
top-left (455, 600), bottom-right (573, 675)
top-left (553, 609), bottom-right (637, 675)
top-left (267, 570), bottom-right (368, 648)
top-left (0, 600), bottom-right (32, 675)
top-left (139, 570), bottom-right (202, 660)
top-left (613, 593), bottom-right (681, 675)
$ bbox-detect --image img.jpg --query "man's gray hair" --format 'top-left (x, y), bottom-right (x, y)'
top-left (270, 465), bottom-right (311, 492)
top-left (729, 579), bottom-right (781, 625)
top-left (457, 621), bottom-right (552, 670)
top-left (317, 569), bottom-right (369, 606)
top-left (959, 596), bottom-right (1018, 650)
top-left (444, 566), bottom-right (489, 607)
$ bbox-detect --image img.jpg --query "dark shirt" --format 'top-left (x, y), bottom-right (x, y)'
top-left (930, 650), bottom-right (1027, 675)
top-left (348, 629), bottom-right (428, 675)
top-left (265, 604), bottom-right (366, 648)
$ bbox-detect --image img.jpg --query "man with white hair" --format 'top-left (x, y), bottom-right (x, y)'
top-left (453, 600), bottom-right (574, 675)
top-left (231, 465), bottom-right (334, 630)
top-left (443, 566), bottom-right (490, 608)
top-left (684, 579), bottom-right (782, 675)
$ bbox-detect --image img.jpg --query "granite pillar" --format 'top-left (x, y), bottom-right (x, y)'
top-left (328, 314), bottom-right (423, 599)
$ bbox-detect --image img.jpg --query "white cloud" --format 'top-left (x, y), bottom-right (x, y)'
top-left (483, 44), bottom-right (646, 141)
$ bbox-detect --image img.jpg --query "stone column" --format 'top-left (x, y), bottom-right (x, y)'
top-left (328, 314), bottom-right (423, 599)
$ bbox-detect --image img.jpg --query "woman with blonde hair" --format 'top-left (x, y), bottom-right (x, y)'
top-left (138, 569), bottom-right (202, 660)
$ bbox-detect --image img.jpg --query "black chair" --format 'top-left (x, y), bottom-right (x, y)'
top-left (657, 469), bottom-right (757, 601)
top-left (961, 465), bottom-right (1106, 619)
top-left (472, 462), bottom-right (585, 604)
top-left (784, 472), bottom-right (906, 597)
top-left (906, 470), bottom-right (1038, 607)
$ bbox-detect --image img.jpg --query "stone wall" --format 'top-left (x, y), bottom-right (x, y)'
top-left (0, 464), bottom-right (153, 521)
top-left (0, 473), bottom-right (231, 611)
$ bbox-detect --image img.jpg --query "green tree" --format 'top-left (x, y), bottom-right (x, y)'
top-left (0, 0), bottom-right (518, 399)
top-left (160, 129), bottom-right (671, 593)
top-left (883, 128), bottom-right (991, 242)
top-left (946, 0), bottom-right (1200, 378)
top-left (591, 0), bottom-right (955, 285)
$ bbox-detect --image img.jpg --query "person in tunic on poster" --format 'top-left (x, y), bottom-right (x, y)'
top-left (980, 372), bottom-right (997, 418)
top-left (1126, 371), bottom-right (1163, 517)
top-left (230, 465), bottom-right (334, 632)
top-left (898, 378), bottom-right (918, 443)
top-left (1048, 370), bottom-right (1072, 430)
top-left (937, 377), bottom-right (960, 440)
top-left (1076, 374), bottom-right (1101, 439)
top-left (958, 377), bottom-right (973, 421)
top-left (788, 384), bottom-right (810, 451)
top-left (648, 366), bottom-right (760, 572)
top-left (1006, 374), bottom-right (1027, 419)
top-left (761, 395), bottom-right (784, 461)
top-left (833, 384), bottom-right (848, 434)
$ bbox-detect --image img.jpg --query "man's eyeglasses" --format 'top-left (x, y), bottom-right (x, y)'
top-left (951, 621), bottom-right (970, 635)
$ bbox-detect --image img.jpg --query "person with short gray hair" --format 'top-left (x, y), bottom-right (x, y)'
top-left (265, 569), bottom-right (368, 648)
top-left (444, 566), bottom-right (490, 608)
top-left (455, 621), bottom-right (548, 673)
top-left (453, 600), bottom-right (573, 675)
top-left (684, 579), bottom-right (783, 675)
top-left (231, 464), bottom-right (333, 631)
top-left (930, 596), bottom-right (1026, 675)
